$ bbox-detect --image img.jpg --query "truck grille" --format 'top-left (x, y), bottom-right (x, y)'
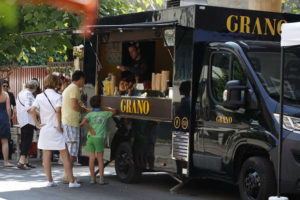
top-left (172, 131), bottom-right (189, 162)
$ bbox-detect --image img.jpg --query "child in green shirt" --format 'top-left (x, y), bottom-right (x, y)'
top-left (80, 95), bottom-right (116, 184)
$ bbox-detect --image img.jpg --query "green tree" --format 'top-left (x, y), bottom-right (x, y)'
top-left (0, 0), bottom-right (164, 66)
top-left (283, 0), bottom-right (300, 14)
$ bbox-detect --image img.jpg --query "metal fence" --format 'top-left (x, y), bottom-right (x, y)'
top-left (8, 66), bottom-right (47, 96)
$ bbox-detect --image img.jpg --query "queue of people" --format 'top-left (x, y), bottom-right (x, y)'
top-left (0, 70), bottom-right (116, 188)
top-left (0, 41), bottom-right (150, 188)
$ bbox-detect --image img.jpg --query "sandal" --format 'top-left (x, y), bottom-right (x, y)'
top-left (99, 177), bottom-right (108, 185)
top-left (90, 178), bottom-right (96, 184)
top-left (62, 177), bottom-right (83, 184)
top-left (17, 163), bottom-right (31, 170)
top-left (26, 163), bottom-right (36, 168)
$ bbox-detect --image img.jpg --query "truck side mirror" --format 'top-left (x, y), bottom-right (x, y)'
top-left (246, 88), bottom-right (259, 110)
top-left (223, 80), bottom-right (246, 109)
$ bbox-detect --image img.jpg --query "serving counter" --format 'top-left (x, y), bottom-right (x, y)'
top-left (101, 95), bottom-right (172, 122)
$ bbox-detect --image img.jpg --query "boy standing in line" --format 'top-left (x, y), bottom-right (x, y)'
top-left (80, 95), bottom-right (116, 184)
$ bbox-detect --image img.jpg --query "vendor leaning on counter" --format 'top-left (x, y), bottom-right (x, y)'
top-left (117, 42), bottom-right (151, 91)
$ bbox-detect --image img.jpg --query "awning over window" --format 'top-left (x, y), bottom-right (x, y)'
top-left (21, 20), bottom-right (178, 37)
top-left (281, 22), bottom-right (300, 47)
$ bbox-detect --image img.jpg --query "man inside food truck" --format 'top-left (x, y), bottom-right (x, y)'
top-left (117, 42), bottom-right (151, 90)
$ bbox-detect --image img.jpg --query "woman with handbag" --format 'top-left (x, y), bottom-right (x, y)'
top-left (30, 74), bottom-right (80, 188)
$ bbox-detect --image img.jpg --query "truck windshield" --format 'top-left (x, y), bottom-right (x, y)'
top-left (247, 46), bottom-right (300, 106)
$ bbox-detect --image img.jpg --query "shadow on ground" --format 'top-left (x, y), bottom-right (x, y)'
top-left (0, 160), bottom-right (299, 200)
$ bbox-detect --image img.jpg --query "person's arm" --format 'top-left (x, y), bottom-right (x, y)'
top-left (101, 107), bottom-right (117, 116)
top-left (5, 93), bottom-right (11, 120)
top-left (69, 87), bottom-right (88, 113)
top-left (70, 98), bottom-right (88, 113)
top-left (30, 106), bottom-right (43, 129)
top-left (80, 117), bottom-right (96, 135)
top-left (56, 107), bottom-right (63, 133)
top-left (24, 92), bottom-right (34, 112)
top-left (10, 92), bottom-right (16, 107)
top-left (118, 64), bottom-right (140, 74)
top-left (123, 65), bottom-right (139, 74)
top-left (10, 92), bottom-right (16, 119)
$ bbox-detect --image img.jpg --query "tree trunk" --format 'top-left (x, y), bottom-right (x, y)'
top-left (248, 0), bottom-right (282, 12)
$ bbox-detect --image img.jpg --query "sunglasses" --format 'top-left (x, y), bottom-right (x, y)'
top-left (2, 85), bottom-right (8, 88)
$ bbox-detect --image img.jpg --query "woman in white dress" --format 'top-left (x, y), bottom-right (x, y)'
top-left (30, 74), bottom-right (80, 188)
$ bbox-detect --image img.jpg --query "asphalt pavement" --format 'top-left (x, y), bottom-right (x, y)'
top-left (2, 160), bottom-right (299, 200)
top-left (0, 159), bottom-right (240, 200)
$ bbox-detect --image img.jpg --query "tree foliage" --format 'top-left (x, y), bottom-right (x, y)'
top-left (283, 0), bottom-right (300, 14)
top-left (0, 0), bottom-right (164, 66)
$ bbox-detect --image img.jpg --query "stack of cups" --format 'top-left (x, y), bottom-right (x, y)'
top-left (156, 73), bottom-right (161, 91)
top-left (152, 73), bottom-right (156, 90)
top-left (151, 70), bottom-right (170, 91)
top-left (161, 70), bottom-right (170, 91)
top-left (111, 74), bottom-right (116, 95)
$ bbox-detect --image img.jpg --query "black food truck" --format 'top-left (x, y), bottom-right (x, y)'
top-left (81, 5), bottom-right (300, 200)
top-left (22, 4), bottom-right (300, 200)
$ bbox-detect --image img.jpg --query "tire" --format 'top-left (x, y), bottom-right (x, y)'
top-left (239, 157), bottom-right (276, 200)
top-left (115, 142), bottom-right (141, 183)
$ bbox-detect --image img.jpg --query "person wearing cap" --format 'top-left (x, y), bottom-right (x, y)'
top-left (16, 80), bottom-right (39, 170)
top-left (2, 80), bottom-right (16, 126)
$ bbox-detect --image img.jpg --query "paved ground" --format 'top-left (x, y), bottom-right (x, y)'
top-left (1, 160), bottom-right (298, 200)
top-left (0, 159), bottom-right (242, 200)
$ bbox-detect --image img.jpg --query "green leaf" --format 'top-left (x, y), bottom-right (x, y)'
top-left (24, 13), bottom-right (32, 22)
top-left (31, 46), bottom-right (36, 52)
top-left (0, 0), bottom-right (164, 66)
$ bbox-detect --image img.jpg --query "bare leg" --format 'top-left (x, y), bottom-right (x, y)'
top-left (60, 148), bottom-right (75, 183)
top-left (96, 152), bottom-right (104, 179)
top-left (63, 143), bottom-right (73, 179)
top-left (19, 155), bottom-right (26, 164)
top-left (43, 150), bottom-right (53, 182)
top-left (89, 152), bottom-right (96, 179)
top-left (1, 139), bottom-right (12, 166)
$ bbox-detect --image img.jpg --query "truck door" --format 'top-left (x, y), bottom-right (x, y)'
top-left (196, 49), bottom-right (248, 173)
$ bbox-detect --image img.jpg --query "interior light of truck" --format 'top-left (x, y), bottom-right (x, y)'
top-left (273, 113), bottom-right (300, 132)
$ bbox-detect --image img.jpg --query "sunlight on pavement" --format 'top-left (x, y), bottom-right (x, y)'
top-left (0, 163), bottom-right (116, 194)
top-left (0, 181), bottom-right (45, 192)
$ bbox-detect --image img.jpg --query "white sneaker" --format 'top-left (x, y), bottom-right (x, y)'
top-left (46, 181), bottom-right (57, 187)
top-left (69, 181), bottom-right (81, 188)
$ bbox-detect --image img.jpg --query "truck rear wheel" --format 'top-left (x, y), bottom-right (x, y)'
top-left (239, 157), bottom-right (276, 200)
top-left (115, 142), bottom-right (141, 183)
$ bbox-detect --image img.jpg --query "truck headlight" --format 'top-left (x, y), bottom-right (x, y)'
top-left (274, 113), bottom-right (300, 132)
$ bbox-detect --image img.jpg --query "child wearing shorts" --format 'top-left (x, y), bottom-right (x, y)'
top-left (80, 95), bottom-right (116, 184)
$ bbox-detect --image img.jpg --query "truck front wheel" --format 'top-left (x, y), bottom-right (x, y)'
top-left (238, 157), bottom-right (276, 200)
top-left (115, 142), bottom-right (141, 183)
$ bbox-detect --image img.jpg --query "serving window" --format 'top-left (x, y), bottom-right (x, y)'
top-left (95, 28), bottom-right (174, 121)
top-left (97, 29), bottom-right (174, 99)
